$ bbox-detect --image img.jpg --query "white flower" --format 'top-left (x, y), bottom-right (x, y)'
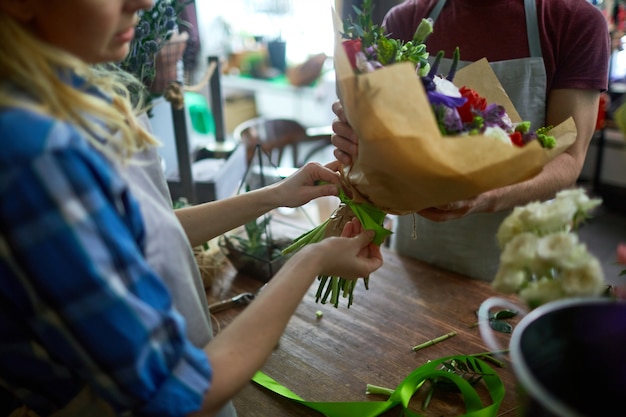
top-left (561, 257), bottom-right (605, 297)
top-left (496, 206), bottom-right (529, 247)
top-left (555, 188), bottom-right (602, 214)
top-left (535, 232), bottom-right (581, 266)
top-left (493, 188), bottom-right (606, 309)
top-left (499, 232), bottom-right (539, 269)
top-left (493, 266), bottom-right (527, 293)
top-left (483, 126), bottom-right (512, 145)
top-left (496, 188), bottom-right (601, 249)
top-left (356, 52), bottom-right (376, 73)
top-left (518, 199), bottom-right (574, 235)
top-left (519, 278), bottom-right (565, 309)
top-left (433, 76), bottom-right (461, 97)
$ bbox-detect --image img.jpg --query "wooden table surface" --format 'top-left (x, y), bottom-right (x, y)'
top-left (206, 245), bottom-right (522, 417)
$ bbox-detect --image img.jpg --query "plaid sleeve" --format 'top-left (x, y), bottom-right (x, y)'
top-left (0, 116), bottom-right (211, 416)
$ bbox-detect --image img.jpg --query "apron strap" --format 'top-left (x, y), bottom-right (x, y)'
top-left (428, 0), bottom-right (447, 21)
top-left (524, 0), bottom-right (542, 57)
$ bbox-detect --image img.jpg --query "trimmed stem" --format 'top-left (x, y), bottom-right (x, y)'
top-left (411, 331), bottom-right (457, 351)
top-left (365, 384), bottom-right (395, 397)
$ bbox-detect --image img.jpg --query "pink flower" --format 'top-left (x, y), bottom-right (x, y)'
top-left (612, 243), bottom-right (626, 300)
top-left (617, 243), bottom-right (626, 265)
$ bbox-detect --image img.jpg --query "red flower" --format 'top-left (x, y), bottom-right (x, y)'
top-left (457, 86), bottom-right (487, 123)
top-left (509, 131), bottom-right (524, 147)
top-left (342, 39), bottom-right (362, 71)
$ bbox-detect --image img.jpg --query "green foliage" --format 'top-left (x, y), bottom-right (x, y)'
top-left (228, 215), bottom-right (283, 260)
top-left (117, 0), bottom-right (191, 101)
top-left (341, 0), bottom-right (432, 74)
top-left (342, 0), bottom-right (383, 45)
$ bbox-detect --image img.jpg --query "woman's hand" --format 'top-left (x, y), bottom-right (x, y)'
top-left (304, 218), bottom-right (383, 280)
top-left (270, 161), bottom-right (341, 208)
top-left (331, 100), bottom-right (359, 166)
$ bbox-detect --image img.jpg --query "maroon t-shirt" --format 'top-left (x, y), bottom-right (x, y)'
top-left (382, 0), bottom-right (610, 94)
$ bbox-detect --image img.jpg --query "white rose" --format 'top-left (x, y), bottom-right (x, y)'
top-left (555, 188), bottom-right (602, 213)
top-left (493, 266), bottom-right (527, 293)
top-left (561, 257), bottom-right (605, 297)
top-left (497, 207), bottom-right (526, 247)
top-left (555, 243), bottom-right (594, 271)
top-left (536, 232), bottom-right (580, 265)
top-left (500, 232), bottom-right (539, 268)
top-left (520, 199), bottom-right (575, 235)
top-left (519, 278), bottom-right (565, 309)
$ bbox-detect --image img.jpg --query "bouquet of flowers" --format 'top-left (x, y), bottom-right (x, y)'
top-left (492, 188), bottom-right (606, 309)
top-left (332, 1), bottom-right (575, 216)
top-left (285, 1), bottom-right (577, 308)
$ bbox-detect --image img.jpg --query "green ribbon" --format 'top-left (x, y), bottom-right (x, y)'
top-left (252, 355), bottom-right (505, 417)
top-left (282, 188), bottom-right (392, 256)
top-left (337, 188), bottom-right (392, 246)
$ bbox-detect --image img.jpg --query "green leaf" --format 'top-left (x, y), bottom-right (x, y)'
top-left (492, 309), bottom-right (518, 320)
top-left (489, 320), bottom-right (513, 334)
top-left (376, 37), bottom-right (397, 65)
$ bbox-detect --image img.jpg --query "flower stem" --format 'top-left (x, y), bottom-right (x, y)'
top-left (411, 331), bottom-right (457, 351)
top-left (468, 349), bottom-right (510, 368)
top-left (365, 384), bottom-right (395, 397)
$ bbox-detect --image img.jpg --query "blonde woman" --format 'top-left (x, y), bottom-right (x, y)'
top-left (0, 1), bottom-right (383, 416)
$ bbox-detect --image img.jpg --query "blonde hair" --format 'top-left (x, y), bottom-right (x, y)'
top-left (0, 12), bottom-right (159, 160)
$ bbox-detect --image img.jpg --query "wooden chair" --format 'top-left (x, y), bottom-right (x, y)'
top-left (233, 117), bottom-right (333, 168)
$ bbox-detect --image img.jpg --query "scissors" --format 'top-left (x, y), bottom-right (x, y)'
top-left (208, 283), bottom-right (267, 313)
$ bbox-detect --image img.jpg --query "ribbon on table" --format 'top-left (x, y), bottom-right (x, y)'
top-left (252, 355), bottom-right (505, 417)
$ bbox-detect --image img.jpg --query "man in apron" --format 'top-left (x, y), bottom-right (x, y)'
top-left (332, 0), bottom-right (610, 280)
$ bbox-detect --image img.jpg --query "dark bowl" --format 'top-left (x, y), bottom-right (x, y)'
top-left (510, 297), bottom-right (626, 417)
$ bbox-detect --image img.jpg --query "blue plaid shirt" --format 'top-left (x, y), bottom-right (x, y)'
top-left (0, 90), bottom-right (211, 416)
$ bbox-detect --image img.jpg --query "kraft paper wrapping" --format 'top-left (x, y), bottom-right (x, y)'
top-left (332, 10), bottom-right (577, 215)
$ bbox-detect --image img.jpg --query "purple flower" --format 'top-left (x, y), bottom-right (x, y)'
top-left (433, 105), bottom-right (464, 134)
top-left (427, 90), bottom-right (467, 108)
top-left (480, 104), bottom-right (514, 132)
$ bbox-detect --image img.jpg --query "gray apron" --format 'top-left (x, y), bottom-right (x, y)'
top-left (118, 115), bottom-right (237, 417)
top-left (393, 0), bottom-right (547, 281)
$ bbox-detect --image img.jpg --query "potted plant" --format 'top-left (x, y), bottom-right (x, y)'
top-left (253, 0), bottom-right (292, 74)
top-left (219, 214), bottom-right (293, 282)
top-left (118, 0), bottom-right (191, 104)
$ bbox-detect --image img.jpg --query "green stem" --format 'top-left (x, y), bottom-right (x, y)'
top-left (468, 349), bottom-right (510, 357)
top-left (468, 349), bottom-right (510, 368)
top-left (365, 384), bottom-right (395, 397)
top-left (411, 331), bottom-right (457, 351)
top-left (422, 384), bottom-right (435, 410)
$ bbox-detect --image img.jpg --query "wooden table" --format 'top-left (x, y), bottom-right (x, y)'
top-left (206, 247), bottom-right (522, 417)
